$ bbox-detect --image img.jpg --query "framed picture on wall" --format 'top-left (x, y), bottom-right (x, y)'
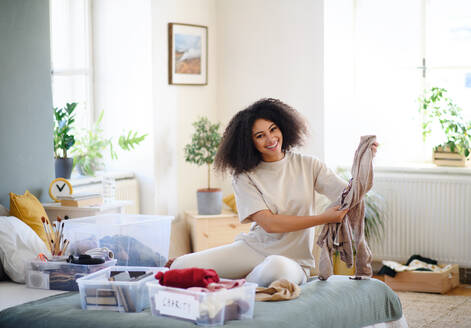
top-left (168, 23), bottom-right (208, 85)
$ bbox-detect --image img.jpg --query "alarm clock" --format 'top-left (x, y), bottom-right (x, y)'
top-left (49, 178), bottom-right (73, 202)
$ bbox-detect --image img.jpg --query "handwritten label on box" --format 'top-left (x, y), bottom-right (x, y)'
top-left (155, 291), bottom-right (199, 320)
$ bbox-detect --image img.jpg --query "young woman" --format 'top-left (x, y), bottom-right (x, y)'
top-left (171, 98), bottom-right (377, 286)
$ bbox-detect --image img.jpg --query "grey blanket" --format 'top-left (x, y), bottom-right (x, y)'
top-left (0, 275), bottom-right (402, 328)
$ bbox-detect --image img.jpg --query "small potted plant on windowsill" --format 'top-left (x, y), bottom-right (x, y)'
top-left (184, 117), bottom-right (222, 215)
top-left (53, 102), bottom-right (77, 179)
top-left (418, 87), bottom-right (471, 167)
top-left (71, 110), bottom-right (147, 176)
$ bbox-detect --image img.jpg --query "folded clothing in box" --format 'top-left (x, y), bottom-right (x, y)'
top-left (384, 263), bottom-right (460, 294)
top-left (63, 214), bottom-right (173, 267)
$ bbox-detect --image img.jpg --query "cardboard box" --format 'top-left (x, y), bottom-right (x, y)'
top-left (384, 264), bottom-right (459, 294)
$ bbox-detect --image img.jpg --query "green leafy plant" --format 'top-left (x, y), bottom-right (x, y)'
top-left (53, 102), bottom-right (77, 158)
top-left (184, 117), bottom-right (222, 190)
top-left (71, 110), bottom-right (147, 176)
top-left (418, 87), bottom-right (471, 157)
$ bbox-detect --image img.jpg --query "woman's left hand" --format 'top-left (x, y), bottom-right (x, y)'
top-left (371, 142), bottom-right (379, 157)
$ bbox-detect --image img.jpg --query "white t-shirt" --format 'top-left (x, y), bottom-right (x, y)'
top-left (232, 151), bottom-right (347, 271)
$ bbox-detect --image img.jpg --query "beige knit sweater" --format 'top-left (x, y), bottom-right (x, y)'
top-left (317, 135), bottom-right (376, 280)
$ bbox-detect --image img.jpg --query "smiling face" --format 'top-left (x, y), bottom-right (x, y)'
top-left (251, 118), bottom-right (284, 162)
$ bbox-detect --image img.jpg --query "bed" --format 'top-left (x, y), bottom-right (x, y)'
top-left (0, 197), bottom-right (407, 327)
top-left (0, 275), bottom-right (407, 328)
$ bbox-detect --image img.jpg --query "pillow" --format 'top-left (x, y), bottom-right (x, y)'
top-left (0, 260), bottom-right (7, 281)
top-left (0, 216), bottom-right (50, 283)
top-left (223, 194), bottom-right (238, 214)
top-left (9, 190), bottom-right (53, 250)
top-left (0, 204), bottom-right (8, 216)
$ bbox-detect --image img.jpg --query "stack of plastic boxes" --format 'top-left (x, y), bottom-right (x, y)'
top-left (146, 280), bottom-right (257, 326)
top-left (62, 214), bottom-right (173, 267)
top-left (63, 214), bottom-right (172, 312)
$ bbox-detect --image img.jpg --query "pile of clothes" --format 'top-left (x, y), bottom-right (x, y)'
top-left (378, 254), bottom-right (451, 277)
top-left (155, 268), bottom-right (300, 301)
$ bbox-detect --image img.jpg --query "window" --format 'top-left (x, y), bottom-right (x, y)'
top-left (325, 0), bottom-right (471, 165)
top-left (49, 0), bottom-right (93, 131)
top-left (425, 0), bottom-right (471, 121)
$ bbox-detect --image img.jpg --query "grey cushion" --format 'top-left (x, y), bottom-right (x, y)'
top-left (0, 204), bottom-right (8, 216)
top-left (0, 205), bottom-right (10, 280)
top-left (0, 260), bottom-right (7, 281)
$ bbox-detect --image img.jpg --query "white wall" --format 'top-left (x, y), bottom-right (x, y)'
top-left (152, 0), bottom-right (219, 217)
top-left (94, 0), bottom-right (218, 217)
top-left (215, 0), bottom-right (325, 194)
top-left (94, 0), bottom-right (325, 217)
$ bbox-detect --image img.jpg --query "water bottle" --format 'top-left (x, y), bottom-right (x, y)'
top-left (102, 175), bottom-right (116, 203)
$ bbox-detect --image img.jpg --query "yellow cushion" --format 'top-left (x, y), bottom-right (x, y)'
top-left (9, 190), bottom-right (53, 250)
top-left (223, 194), bottom-right (238, 214)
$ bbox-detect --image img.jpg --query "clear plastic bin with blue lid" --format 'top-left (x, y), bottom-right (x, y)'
top-left (76, 265), bottom-right (167, 312)
top-left (146, 279), bottom-right (257, 326)
top-left (62, 214), bottom-right (173, 267)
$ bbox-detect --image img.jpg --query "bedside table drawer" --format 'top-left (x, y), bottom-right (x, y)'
top-left (185, 211), bottom-right (251, 252)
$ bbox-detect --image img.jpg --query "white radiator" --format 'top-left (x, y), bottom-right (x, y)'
top-left (371, 167), bottom-right (471, 267)
top-left (71, 174), bottom-right (140, 214)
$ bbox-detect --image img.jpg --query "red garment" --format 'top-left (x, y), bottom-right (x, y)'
top-left (155, 268), bottom-right (220, 288)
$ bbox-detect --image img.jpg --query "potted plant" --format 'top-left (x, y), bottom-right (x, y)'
top-left (418, 87), bottom-right (471, 167)
top-left (332, 169), bottom-right (386, 275)
top-left (184, 117), bottom-right (222, 215)
top-left (53, 102), bottom-right (77, 179)
top-left (71, 110), bottom-right (147, 176)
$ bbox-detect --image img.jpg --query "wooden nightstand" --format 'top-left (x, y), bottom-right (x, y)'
top-left (185, 210), bottom-right (251, 252)
top-left (42, 200), bottom-right (132, 221)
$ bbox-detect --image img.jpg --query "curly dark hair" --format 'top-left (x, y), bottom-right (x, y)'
top-left (214, 98), bottom-right (309, 175)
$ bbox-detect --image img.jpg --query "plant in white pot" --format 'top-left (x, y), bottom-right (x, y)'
top-left (53, 102), bottom-right (77, 179)
top-left (184, 117), bottom-right (222, 215)
top-left (418, 87), bottom-right (471, 166)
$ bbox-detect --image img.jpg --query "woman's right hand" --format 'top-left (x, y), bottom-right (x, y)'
top-left (322, 205), bottom-right (348, 224)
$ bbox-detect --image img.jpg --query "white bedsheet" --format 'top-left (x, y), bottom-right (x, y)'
top-left (364, 316), bottom-right (409, 328)
top-left (0, 281), bottom-right (66, 311)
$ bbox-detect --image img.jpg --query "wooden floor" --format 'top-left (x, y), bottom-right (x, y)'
top-left (373, 275), bottom-right (471, 296)
top-left (444, 284), bottom-right (471, 296)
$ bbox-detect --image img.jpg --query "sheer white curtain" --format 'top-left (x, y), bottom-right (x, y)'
top-left (50, 0), bottom-right (93, 131)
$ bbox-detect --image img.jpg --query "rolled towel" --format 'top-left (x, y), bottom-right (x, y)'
top-left (155, 268), bottom-right (219, 289)
top-left (85, 247), bottom-right (114, 261)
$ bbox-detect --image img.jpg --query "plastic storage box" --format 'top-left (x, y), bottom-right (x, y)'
top-left (25, 259), bottom-right (116, 291)
top-left (77, 266), bottom-right (166, 312)
top-left (63, 214), bottom-right (173, 267)
top-left (147, 280), bottom-right (256, 326)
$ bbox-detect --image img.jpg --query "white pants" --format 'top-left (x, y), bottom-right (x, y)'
top-left (170, 240), bottom-right (307, 287)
